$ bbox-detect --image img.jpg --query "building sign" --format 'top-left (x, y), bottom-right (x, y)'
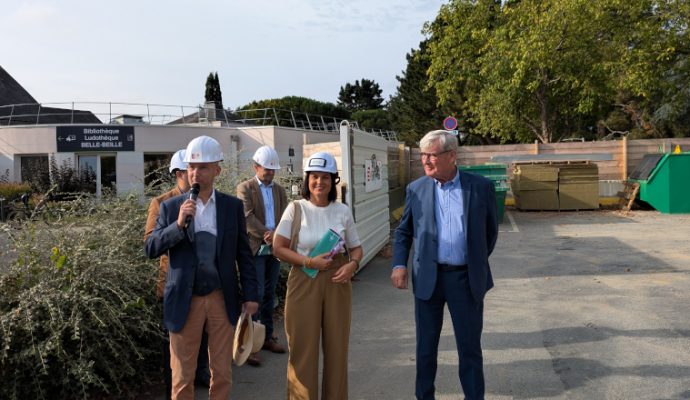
top-left (56, 126), bottom-right (135, 152)
top-left (364, 153), bottom-right (382, 193)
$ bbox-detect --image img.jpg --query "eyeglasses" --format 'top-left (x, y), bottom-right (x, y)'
top-left (420, 150), bottom-right (452, 161)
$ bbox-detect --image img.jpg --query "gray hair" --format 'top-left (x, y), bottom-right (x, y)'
top-left (420, 130), bottom-right (458, 152)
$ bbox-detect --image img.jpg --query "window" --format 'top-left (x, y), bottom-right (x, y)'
top-left (77, 154), bottom-right (116, 196)
top-left (144, 153), bottom-right (174, 188)
top-left (78, 155), bottom-right (98, 194)
top-left (20, 155), bottom-right (50, 189)
top-left (100, 155), bottom-right (116, 193)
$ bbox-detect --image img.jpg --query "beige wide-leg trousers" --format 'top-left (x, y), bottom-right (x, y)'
top-left (284, 257), bottom-right (352, 400)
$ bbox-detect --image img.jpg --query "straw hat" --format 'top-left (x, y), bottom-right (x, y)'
top-left (233, 313), bottom-right (267, 366)
top-left (251, 321), bottom-right (266, 353)
top-left (233, 313), bottom-right (253, 366)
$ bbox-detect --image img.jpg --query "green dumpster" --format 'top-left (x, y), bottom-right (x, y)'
top-left (459, 164), bottom-right (508, 223)
top-left (629, 152), bottom-right (690, 214)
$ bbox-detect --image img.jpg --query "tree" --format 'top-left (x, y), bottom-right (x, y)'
top-left (424, 0), bottom-right (690, 143)
top-left (236, 96), bottom-right (350, 128)
top-left (388, 40), bottom-right (460, 146)
top-left (427, 0), bottom-right (617, 143)
top-left (204, 72), bottom-right (223, 108)
top-left (605, 0), bottom-right (690, 138)
top-left (351, 109), bottom-right (391, 132)
top-left (337, 79), bottom-right (384, 111)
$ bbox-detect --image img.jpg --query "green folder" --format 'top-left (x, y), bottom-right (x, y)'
top-left (256, 244), bottom-right (272, 256)
top-left (302, 229), bottom-right (343, 278)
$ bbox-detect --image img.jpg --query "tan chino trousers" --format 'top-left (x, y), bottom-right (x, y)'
top-left (169, 290), bottom-right (234, 400)
top-left (285, 256), bottom-right (352, 400)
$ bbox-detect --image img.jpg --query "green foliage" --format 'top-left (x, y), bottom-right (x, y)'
top-left (204, 71), bottom-right (223, 108)
top-left (46, 157), bottom-right (97, 196)
top-left (337, 78), bottom-right (385, 111)
top-left (610, 0), bottom-right (690, 138)
top-left (422, 0), bottom-right (690, 143)
top-left (388, 40), bottom-right (459, 146)
top-left (236, 96), bottom-right (350, 127)
top-left (0, 193), bottom-right (162, 399)
top-left (18, 157), bottom-right (51, 193)
top-left (0, 182), bottom-right (31, 201)
top-left (0, 151), bottom-right (316, 400)
top-left (351, 109), bottom-right (391, 131)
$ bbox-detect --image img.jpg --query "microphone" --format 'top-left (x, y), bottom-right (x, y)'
top-left (185, 183), bottom-right (200, 227)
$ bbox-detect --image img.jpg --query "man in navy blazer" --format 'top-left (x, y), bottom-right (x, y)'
top-left (146, 136), bottom-right (259, 400)
top-left (392, 130), bottom-right (498, 400)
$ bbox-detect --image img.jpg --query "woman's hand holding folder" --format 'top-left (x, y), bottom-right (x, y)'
top-left (308, 252), bottom-right (333, 271)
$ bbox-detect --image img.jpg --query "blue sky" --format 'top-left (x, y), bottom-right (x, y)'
top-left (1, 0), bottom-right (444, 110)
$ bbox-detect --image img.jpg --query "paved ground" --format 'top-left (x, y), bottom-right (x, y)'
top-left (162, 208), bottom-right (690, 399)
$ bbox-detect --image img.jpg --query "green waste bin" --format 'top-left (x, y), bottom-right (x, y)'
top-left (494, 187), bottom-right (507, 223)
top-left (629, 152), bottom-right (690, 214)
top-left (459, 164), bottom-right (508, 223)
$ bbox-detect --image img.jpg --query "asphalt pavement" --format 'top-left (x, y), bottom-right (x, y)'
top-left (182, 209), bottom-right (690, 399)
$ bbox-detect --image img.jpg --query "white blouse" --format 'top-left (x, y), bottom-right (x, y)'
top-left (275, 200), bottom-right (361, 257)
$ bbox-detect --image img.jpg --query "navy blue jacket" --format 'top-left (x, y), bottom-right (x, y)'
top-left (145, 191), bottom-right (258, 333)
top-left (392, 171), bottom-right (498, 302)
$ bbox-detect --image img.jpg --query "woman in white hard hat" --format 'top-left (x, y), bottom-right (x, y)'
top-left (273, 151), bottom-right (363, 400)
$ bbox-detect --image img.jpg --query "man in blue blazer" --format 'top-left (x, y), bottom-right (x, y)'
top-left (146, 136), bottom-right (259, 400)
top-left (392, 130), bottom-right (498, 400)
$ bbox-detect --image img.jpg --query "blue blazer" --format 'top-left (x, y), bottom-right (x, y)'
top-left (145, 191), bottom-right (258, 333)
top-left (392, 171), bottom-right (498, 302)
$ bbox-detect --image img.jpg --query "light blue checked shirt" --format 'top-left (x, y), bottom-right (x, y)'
top-left (434, 171), bottom-right (467, 266)
top-left (256, 176), bottom-right (275, 230)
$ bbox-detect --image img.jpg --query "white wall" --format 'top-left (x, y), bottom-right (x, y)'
top-left (0, 126), bottom-right (56, 180)
top-left (0, 124), bottom-right (340, 196)
top-left (235, 125), bottom-right (340, 177)
top-left (340, 123), bottom-right (390, 269)
top-left (116, 152), bottom-right (144, 194)
top-left (0, 125), bottom-right (239, 195)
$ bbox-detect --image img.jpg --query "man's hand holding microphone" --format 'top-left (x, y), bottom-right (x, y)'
top-left (177, 183), bottom-right (200, 229)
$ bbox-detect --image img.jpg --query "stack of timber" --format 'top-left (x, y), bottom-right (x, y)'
top-left (558, 163), bottom-right (599, 210)
top-left (511, 164), bottom-right (559, 210)
top-left (511, 161), bottom-right (599, 211)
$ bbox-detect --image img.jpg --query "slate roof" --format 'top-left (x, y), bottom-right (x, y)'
top-left (0, 65), bottom-right (37, 105)
top-left (0, 65), bottom-right (101, 125)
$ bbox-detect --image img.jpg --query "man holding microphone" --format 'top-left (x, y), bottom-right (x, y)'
top-left (146, 136), bottom-right (258, 400)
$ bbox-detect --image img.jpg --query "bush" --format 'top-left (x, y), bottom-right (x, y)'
top-left (0, 153), bottom-right (304, 399)
top-left (0, 193), bottom-right (161, 399)
top-left (0, 182), bottom-right (31, 201)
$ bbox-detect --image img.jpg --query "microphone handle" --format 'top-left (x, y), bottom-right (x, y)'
top-left (185, 187), bottom-right (199, 228)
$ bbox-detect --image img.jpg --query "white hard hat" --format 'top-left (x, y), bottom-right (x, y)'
top-left (183, 136), bottom-right (223, 163)
top-left (169, 149), bottom-right (188, 172)
top-left (304, 152), bottom-right (338, 174)
top-left (252, 146), bottom-right (281, 169)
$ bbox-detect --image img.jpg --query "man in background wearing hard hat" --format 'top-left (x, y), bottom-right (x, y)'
top-left (237, 145), bottom-right (289, 366)
top-left (146, 136), bottom-right (259, 400)
top-left (143, 149), bottom-right (210, 399)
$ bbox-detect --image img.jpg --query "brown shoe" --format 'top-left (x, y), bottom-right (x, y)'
top-left (246, 352), bottom-right (261, 367)
top-left (262, 337), bottom-right (286, 354)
